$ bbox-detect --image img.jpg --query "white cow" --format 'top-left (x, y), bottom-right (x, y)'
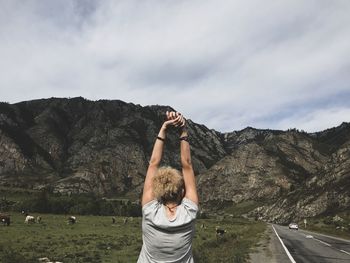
top-left (67, 216), bottom-right (76, 224)
top-left (38, 257), bottom-right (63, 263)
top-left (25, 215), bottom-right (35, 224)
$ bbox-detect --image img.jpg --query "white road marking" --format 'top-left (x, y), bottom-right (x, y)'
top-left (300, 229), bottom-right (350, 244)
top-left (303, 233), bottom-right (331, 246)
top-left (301, 229), bottom-right (350, 256)
top-left (313, 238), bottom-right (331, 247)
top-left (272, 225), bottom-right (297, 263)
top-left (340, 250), bottom-right (350, 256)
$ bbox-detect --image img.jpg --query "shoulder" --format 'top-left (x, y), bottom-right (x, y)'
top-left (142, 199), bottom-right (160, 217)
top-left (181, 198), bottom-right (199, 218)
top-left (182, 198), bottom-right (198, 209)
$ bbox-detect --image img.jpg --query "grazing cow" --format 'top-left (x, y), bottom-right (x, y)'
top-left (38, 257), bottom-right (63, 263)
top-left (25, 215), bottom-right (35, 224)
top-left (0, 214), bottom-right (10, 226)
top-left (68, 216), bottom-right (76, 224)
top-left (215, 226), bottom-right (227, 236)
top-left (37, 216), bottom-right (42, 223)
top-left (123, 217), bottom-right (128, 224)
top-left (38, 257), bottom-right (50, 262)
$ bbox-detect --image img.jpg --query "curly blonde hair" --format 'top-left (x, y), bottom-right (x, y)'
top-left (153, 166), bottom-right (185, 204)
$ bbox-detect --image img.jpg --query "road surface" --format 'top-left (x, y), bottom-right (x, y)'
top-left (272, 224), bottom-right (350, 263)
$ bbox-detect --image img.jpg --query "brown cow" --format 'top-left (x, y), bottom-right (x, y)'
top-left (0, 213), bottom-right (10, 226)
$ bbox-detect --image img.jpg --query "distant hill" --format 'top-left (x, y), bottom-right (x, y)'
top-left (0, 97), bottom-right (349, 223)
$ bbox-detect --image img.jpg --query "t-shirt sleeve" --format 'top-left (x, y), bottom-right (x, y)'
top-left (182, 198), bottom-right (199, 220)
top-left (142, 199), bottom-right (158, 218)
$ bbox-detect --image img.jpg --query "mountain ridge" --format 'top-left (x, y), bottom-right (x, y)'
top-left (0, 97), bottom-right (349, 223)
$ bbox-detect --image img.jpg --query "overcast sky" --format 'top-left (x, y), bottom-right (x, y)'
top-left (1, 0), bottom-right (349, 132)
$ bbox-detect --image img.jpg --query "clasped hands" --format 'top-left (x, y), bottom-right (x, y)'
top-left (162, 111), bottom-right (186, 130)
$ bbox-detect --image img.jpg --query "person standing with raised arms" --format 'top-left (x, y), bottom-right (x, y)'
top-left (137, 111), bottom-right (199, 263)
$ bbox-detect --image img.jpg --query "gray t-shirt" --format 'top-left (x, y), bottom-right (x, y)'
top-left (137, 198), bottom-right (198, 263)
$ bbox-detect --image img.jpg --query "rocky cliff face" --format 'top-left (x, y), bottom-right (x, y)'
top-left (197, 128), bottom-right (347, 223)
top-left (0, 98), bottom-right (226, 198)
top-left (0, 98), bottom-right (349, 223)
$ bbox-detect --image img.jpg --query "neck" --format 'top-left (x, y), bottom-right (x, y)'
top-left (165, 202), bottom-right (178, 211)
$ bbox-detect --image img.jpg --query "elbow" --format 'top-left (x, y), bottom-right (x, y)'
top-left (149, 158), bottom-right (161, 167)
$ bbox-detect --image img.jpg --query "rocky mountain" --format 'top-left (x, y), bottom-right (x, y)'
top-left (198, 126), bottom-right (350, 223)
top-left (0, 98), bottom-right (349, 223)
top-left (0, 98), bottom-right (226, 198)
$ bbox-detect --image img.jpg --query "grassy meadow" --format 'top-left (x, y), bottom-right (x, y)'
top-left (0, 213), bottom-right (266, 263)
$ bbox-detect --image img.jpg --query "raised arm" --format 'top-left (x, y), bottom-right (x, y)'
top-left (179, 118), bottom-right (199, 205)
top-left (141, 115), bottom-right (182, 206)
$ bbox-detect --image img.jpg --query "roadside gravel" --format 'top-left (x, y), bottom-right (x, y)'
top-left (249, 224), bottom-right (290, 263)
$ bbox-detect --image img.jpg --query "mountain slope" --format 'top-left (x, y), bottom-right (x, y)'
top-left (0, 98), bottom-right (349, 223)
top-left (0, 98), bottom-right (226, 197)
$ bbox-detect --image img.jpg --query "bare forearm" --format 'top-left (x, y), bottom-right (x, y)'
top-left (180, 131), bottom-right (198, 204)
top-left (180, 129), bottom-right (191, 167)
top-left (142, 126), bottom-right (166, 205)
top-left (149, 126), bottom-right (167, 165)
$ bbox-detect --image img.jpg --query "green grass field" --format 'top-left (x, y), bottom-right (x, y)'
top-left (0, 213), bottom-right (266, 263)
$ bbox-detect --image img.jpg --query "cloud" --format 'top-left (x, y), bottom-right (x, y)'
top-left (0, 0), bottom-right (349, 132)
top-left (276, 106), bottom-right (350, 132)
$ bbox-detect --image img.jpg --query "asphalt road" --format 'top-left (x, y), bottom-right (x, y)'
top-left (273, 224), bottom-right (350, 263)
